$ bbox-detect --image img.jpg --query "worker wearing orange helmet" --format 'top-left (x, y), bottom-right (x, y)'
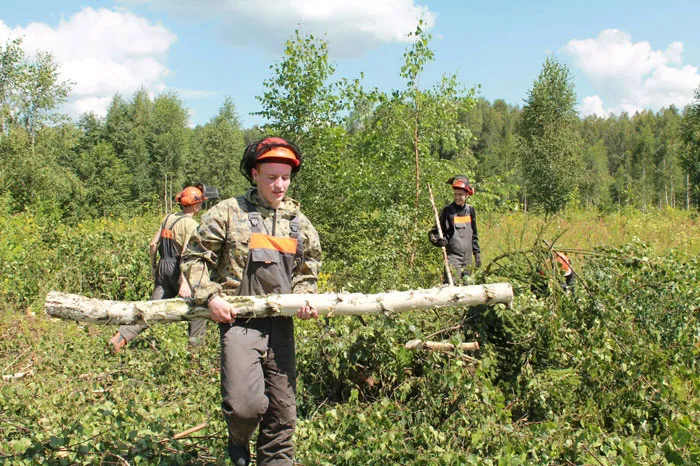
top-left (181, 137), bottom-right (321, 466)
top-left (553, 251), bottom-right (575, 291)
top-left (531, 248), bottom-right (576, 296)
top-left (429, 175), bottom-right (481, 284)
top-left (109, 185), bottom-right (209, 352)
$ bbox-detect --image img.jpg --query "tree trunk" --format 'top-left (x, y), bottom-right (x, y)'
top-left (641, 166), bottom-right (646, 212)
top-left (162, 172), bottom-right (168, 214)
top-left (664, 159), bottom-right (668, 208)
top-left (671, 172), bottom-right (675, 208)
top-left (410, 86), bottom-right (421, 270)
top-left (44, 283), bottom-right (514, 325)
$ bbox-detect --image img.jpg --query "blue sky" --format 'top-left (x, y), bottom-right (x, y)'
top-left (2, 0), bottom-right (699, 127)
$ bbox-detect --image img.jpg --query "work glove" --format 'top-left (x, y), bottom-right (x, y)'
top-left (435, 237), bottom-right (447, 247)
top-left (474, 253), bottom-right (482, 269)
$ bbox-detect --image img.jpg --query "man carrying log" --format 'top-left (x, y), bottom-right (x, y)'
top-left (428, 175), bottom-right (482, 285)
top-left (181, 137), bottom-right (322, 466)
top-left (109, 185), bottom-right (210, 352)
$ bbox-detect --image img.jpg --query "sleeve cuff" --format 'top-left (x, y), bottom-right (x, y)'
top-left (193, 285), bottom-right (223, 306)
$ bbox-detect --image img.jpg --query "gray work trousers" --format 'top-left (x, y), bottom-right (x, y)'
top-left (443, 261), bottom-right (471, 286)
top-left (118, 265), bottom-right (207, 344)
top-left (220, 317), bottom-right (296, 466)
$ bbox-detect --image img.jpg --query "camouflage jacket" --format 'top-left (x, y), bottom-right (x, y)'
top-left (181, 188), bottom-right (322, 305)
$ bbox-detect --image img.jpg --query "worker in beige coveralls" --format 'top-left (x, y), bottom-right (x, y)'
top-left (110, 186), bottom-right (208, 352)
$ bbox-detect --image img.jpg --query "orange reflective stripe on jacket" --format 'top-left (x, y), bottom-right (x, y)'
top-left (249, 232), bottom-right (298, 255)
top-left (453, 215), bottom-right (472, 224)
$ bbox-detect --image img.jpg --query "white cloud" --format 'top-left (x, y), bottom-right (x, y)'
top-left (117, 0), bottom-right (436, 57)
top-left (579, 95), bottom-right (607, 118)
top-left (563, 29), bottom-right (700, 117)
top-left (0, 7), bottom-right (177, 118)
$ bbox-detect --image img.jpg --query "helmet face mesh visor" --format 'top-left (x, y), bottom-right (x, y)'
top-left (196, 183), bottom-right (220, 200)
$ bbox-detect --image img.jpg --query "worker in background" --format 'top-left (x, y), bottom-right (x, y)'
top-left (429, 175), bottom-right (481, 284)
top-left (109, 185), bottom-right (211, 352)
top-left (531, 249), bottom-right (576, 296)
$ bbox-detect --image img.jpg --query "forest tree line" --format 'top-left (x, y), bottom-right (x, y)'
top-left (2, 28), bottom-right (700, 225)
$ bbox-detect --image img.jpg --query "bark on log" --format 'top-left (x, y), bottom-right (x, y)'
top-left (44, 283), bottom-right (513, 325)
top-left (405, 339), bottom-right (480, 351)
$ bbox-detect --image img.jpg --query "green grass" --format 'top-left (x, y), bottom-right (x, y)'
top-left (481, 208), bottom-right (700, 255)
top-left (1, 209), bottom-right (699, 464)
top-left (1, 315), bottom-right (226, 464)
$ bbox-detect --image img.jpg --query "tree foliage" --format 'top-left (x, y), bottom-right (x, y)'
top-left (254, 29), bottom-right (347, 145)
top-left (0, 38), bottom-right (71, 143)
top-left (519, 56), bottom-right (582, 215)
top-left (188, 97), bottom-right (247, 199)
top-left (2, 34), bottom-right (699, 222)
top-left (681, 86), bottom-right (700, 205)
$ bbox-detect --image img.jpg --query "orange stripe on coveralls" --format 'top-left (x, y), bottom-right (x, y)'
top-left (161, 229), bottom-right (174, 239)
top-left (249, 232), bottom-right (298, 254)
top-left (454, 216), bottom-right (471, 224)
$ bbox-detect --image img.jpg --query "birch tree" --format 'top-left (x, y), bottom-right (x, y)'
top-left (519, 56), bottom-right (582, 215)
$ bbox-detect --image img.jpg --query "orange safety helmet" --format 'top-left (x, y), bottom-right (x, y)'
top-left (536, 250), bottom-right (572, 276)
top-left (176, 186), bottom-right (207, 206)
top-left (553, 251), bottom-right (572, 276)
top-left (240, 137), bottom-right (302, 184)
top-left (447, 175), bottom-right (475, 196)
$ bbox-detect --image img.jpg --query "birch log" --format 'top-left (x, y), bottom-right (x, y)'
top-left (44, 283), bottom-right (513, 325)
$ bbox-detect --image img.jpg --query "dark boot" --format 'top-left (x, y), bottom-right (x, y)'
top-left (227, 441), bottom-right (250, 466)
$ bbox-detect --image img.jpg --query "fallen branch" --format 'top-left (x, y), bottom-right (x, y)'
top-left (405, 339), bottom-right (480, 351)
top-left (45, 283), bottom-right (513, 325)
top-left (162, 422), bottom-right (208, 442)
top-left (2, 369), bottom-right (34, 381)
top-left (2, 347), bottom-right (31, 374)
